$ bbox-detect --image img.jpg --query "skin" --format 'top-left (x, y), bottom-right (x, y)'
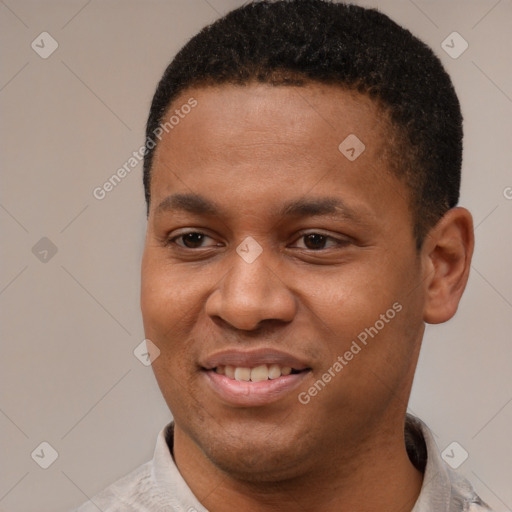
top-left (140, 83), bottom-right (474, 512)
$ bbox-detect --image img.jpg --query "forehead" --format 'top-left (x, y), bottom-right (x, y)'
top-left (160, 83), bottom-right (386, 153)
top-left (149, 83), bottom-right (410, 226)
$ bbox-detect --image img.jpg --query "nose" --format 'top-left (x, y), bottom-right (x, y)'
top-left (205, 249), bottom-right (297, 331)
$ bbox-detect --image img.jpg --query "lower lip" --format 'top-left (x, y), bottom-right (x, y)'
top-left (204, 370), bottom-right (309, 407)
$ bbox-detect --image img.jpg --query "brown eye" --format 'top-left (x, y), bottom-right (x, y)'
top-left (173, 232), bottom-right (217, 249)
top-left (292, 232), bottom-right (348, 251)
top-left (181, 233), bottom-right (205, 248)
top-left (303, 233), bottom-right (328, 250)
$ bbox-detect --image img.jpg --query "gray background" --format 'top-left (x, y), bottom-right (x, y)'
top-left (0, 0), bottom-right (511, 511)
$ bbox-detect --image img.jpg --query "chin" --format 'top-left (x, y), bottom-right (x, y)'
top-left (207, 442), bottom-right (306, 483)
top-left (190, 417), bottom-right (314, 483)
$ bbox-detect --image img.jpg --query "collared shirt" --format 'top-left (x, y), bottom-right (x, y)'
top-left (73, 415), bottom-right (491, 512)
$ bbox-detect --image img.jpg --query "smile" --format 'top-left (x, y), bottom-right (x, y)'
top-left (200, 349), bottom-right (311, 406)
top-left (214, 364), bottom-right (303, 382)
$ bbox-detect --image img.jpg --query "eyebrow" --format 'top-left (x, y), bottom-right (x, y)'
top-left (156, 193), bottom-right (218, 216)
top-left (279, 197), bottom-right (359, 221)
top-left (155, 193), bottom-right (362, 221)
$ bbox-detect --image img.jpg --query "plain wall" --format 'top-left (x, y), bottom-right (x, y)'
top-left (0, 1), bottom-right (511, 511)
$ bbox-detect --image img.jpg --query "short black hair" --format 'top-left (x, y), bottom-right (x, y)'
top-left (143, 0), bottom-right (463, 246)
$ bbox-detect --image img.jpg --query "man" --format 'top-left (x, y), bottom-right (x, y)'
top-left (75, 1), bottom-right (489, 510)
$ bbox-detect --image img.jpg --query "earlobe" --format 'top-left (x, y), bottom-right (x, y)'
top-left (422, 207), bottom-right (474, 324)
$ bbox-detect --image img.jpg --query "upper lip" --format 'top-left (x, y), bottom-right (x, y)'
top-left (201, 348), bottom-right (310, 371)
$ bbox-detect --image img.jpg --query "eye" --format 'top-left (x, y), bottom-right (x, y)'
top-left (171, 232), bottom-right (219, 249)
top-left (293, 233), bottom-right (347, 250)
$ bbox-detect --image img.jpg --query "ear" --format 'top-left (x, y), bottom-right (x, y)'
top-left (421, 207), bottom-right (474, 324)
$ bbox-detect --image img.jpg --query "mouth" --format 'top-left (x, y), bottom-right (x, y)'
top-left (201, 350), bottom-right (312, 407)
top-left (212, 364), bottom-right (305, 382)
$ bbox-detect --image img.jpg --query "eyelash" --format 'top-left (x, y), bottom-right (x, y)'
top-left (167, 231), bottom-right (349, 251)
top-left (169, 232), bottom-right (220, 249)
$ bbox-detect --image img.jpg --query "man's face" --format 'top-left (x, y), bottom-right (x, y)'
top-left (141, 84), bottom-right (428, 480)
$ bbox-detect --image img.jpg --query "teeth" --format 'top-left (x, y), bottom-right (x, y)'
top-left (214, 364), bottom-right (297, 381)
top-left (225, 365), bottom-right (235, 379)
top-left (268, 364), bottom-right (281, 379)
top-left (250, 365), bottom-right (269, 382)
top-left (234, 367), bottom-right (251, 381)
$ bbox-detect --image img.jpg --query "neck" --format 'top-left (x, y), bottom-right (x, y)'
top-left (173, 417), bottom-right (423, 512)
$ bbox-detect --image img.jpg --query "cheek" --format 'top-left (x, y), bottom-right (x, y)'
top-left (296, 261), bottom-right (398, 325)
top-left (141, 257), bottom-right (207, 411)
top-left (141, 255), bottom-right (202, 347)
top-left (297, 252), bottom-right (422, 361)
top-left (335, 268), bottom-right (422, 375)
top-left (140, 253), bottom-right (224, 395)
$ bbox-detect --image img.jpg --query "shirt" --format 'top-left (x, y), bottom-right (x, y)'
top-left (73, 415), bottom-right (491, 512)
